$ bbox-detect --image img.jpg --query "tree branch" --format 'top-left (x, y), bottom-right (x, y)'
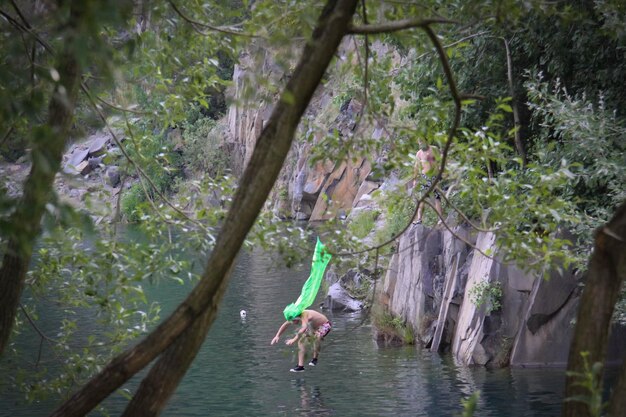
top-left (414, 30), bottom-right (490, 61)
top-left (0, 8), bottom-right (54, 53)
top-left (421, 199), bottom-right (496, 260)
top-left (348, 17), bottom-right (458, 34)
top-left (0, 124), bottom-right (16, 148)
top-left (0, 0), bottom-right (81, 356)
top-left (435, 186), bottom-right (501, 233)
top-left (9, 0), bottom-right (29, 28)
top-left (502, 36), bottom-right (526, 165)
top-left (95, 95), bottom-right (150, 115)
top-left (361, 0), bottom-right (369, 109)
top-left (19, 303), bottom-right (55, 367)
top-left (167, 0), bottom-right (258, 38)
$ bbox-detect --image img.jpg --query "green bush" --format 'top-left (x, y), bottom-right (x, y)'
top-left (348, 210), bottom-right (379, 239)
top-left (121, 184), bottom-right (149, 222)
top-left (120, 129), bottom-right (184, 221)
top-left (469, 280), bottom-right (503, 313)
top-left (373, 310), bottom-right (415, 344)
top-left (375, 188), bottom-right (415, 246)
top-left (181, 107), bottom-right (230, 177)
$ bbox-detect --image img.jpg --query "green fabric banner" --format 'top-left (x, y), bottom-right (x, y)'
top-left (283, 238), bottom-right (332, 321)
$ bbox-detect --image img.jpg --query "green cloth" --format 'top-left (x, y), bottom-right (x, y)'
top-left (283, 238), bottom-right (332, 321)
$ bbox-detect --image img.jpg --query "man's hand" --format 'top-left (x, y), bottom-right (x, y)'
top-left (285, 337), bottom-right (298, 346)
top-left (271, 336), bottom-right (279, 345)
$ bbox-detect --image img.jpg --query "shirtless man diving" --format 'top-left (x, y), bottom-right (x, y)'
top-left (271, 309), bottom-right (332, 372)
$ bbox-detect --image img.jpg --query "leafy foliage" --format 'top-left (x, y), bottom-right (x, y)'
top-left (119, 127), bottom-right (184, 222)
top-left (4, 220), bottom-right (212, 401)
top-left (526, 74), bottom-right (626, 228)
top-left (372, 310), bottom-right (415, 345)
top-left (469, 280), bottom-right (503, 313)
top-left (348, 209), bottom-right (379, 239)
top-left (181, 106), bottom-right (231, 177)
top-left (565, 352), bottom-right (606, 417)
top-left (461, 391), bottom-right (481, 417)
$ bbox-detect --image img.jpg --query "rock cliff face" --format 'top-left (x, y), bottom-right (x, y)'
top-left (224, 40), bottom-right (383, 221)
top-left (376, 224), bottom-right (626, 367)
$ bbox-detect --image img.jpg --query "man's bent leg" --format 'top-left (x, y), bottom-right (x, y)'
top-left (309, 337), bottom-right (321, 366)
top-left (413, 202), bottom-right (423, 224)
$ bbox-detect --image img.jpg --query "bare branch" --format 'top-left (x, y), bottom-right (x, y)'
top-left (502, 36), bottom-right (526, 165)
top-left (422, 199), bottom-right (496, 260)
top-left (414, 30), bottom-right (490, 61)
top-left (434, 186), bottom-right (501, 233)
top-left (0, 124), bottom-right (16, 148)
top-left (19, 303), bottom-right (57, 344)
top-left (95, 95), bottom-right (151, 115)
top-left (361, 0), bottom-right (369, 109)
top-left (0, 8), bottom-right (54, 53)
top-left (601, 226), bottom-right (625, 242)
top-left (167, 0), bottom-right (259, 38)
top-left (348, 17), bottom-right (458, 34)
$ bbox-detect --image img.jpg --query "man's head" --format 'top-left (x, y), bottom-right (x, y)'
top-left (283, 304), bottom-right (301, 322)
top-left (419, 140), bottom-right (429, 151)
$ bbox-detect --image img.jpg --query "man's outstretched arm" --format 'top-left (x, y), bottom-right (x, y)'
top-left (271, 321), bottom-right (291, 344)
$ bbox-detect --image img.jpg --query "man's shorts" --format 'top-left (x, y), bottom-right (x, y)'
top-left (419, 173), bottom-right (441, 200)
top-left (315, 321), bottom-right (332, 339)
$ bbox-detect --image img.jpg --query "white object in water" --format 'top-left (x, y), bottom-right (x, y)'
top-left (240, 310), bottom-right (247, 319)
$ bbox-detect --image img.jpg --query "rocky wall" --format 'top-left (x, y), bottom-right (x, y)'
top-left (225, 39), bottom-right (386, 221)
top-left (377, 224), bottom-right (624, 367)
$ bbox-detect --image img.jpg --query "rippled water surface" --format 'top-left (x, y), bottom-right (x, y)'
top-left (2, 249), bottom-right (567, 416)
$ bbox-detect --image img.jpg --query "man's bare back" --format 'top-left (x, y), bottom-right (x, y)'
top-left (300, 309), bottom-right (329, 330)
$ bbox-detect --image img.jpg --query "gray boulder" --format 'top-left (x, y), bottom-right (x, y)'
top-left (88, 133), bottom-right (111, 156)
top-left (323, 282), bottom-right (364, 312)
top-left (106, 166), bottom-right (121, 187)
top-left (64, 147), bottom-right (89, 174)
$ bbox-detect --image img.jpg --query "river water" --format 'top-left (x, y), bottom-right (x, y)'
top-left (2, 248), bottom-right (567, 416)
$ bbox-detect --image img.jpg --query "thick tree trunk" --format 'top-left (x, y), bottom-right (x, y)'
top-left (51, 1), bottom-right (359, 416)
top-left (562, 201), bottom-right (626, 417)
top-left (120, 273), bottom-right (228, 417)
top-left (0, 17), bottom-right (81, 355)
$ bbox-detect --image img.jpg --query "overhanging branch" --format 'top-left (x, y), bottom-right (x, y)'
top-left (168, 0), bottom-right (259, 38)
top-left (348, 17), bottom-right (458, 34)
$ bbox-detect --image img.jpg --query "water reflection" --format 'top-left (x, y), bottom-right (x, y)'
top-left (292, 380), bottom-right (332, 416)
